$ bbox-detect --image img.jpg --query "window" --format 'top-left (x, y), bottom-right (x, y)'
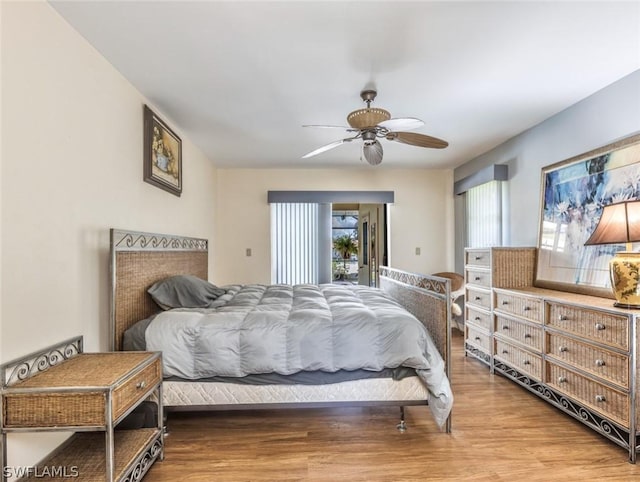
top-left (270, 203), bottom-right (332, 284)
top-left (465, 180), bottom-right (504, 247)
top-left (331, 210), bottom-right (359, 283)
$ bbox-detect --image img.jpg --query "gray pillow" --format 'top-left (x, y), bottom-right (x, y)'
top-left (148, 275), bottom-right (226, 310)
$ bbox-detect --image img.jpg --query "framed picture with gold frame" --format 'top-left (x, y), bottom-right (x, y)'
top-left (143, 105), bottom-right (182, 197)
top-left (535, 132), bottom-right (640, 298)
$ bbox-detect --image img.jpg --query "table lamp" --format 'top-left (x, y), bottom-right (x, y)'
top-left (584, 200), bottom-right (640, 308)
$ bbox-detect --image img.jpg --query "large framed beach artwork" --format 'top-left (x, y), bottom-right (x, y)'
top-left (143, 105), bottom-right (182, 197)
top-left (535, 133), bottom-right (640, 298)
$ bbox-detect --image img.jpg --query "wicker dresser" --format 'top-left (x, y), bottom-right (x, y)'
top-left (463, 247), bottom-right (537, 367)
top-left (0, 336), bottom-right (163, 481)
top-left (464, 247), bottom-right (640, 463)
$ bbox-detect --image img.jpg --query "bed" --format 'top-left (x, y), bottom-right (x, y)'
top-left (110, 228), bottom-right (453, 432)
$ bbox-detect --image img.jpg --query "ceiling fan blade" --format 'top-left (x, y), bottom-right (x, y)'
top-left (386, 131), bottom-right (448, 149)
top-left (377, 117), bottom-right (424, 132)
top-left (303, 125), bottom-right (359, 132)
top-left (362, 140), bottom-right (383, 166)
top-left (301, 138), bottom-right (354, 159)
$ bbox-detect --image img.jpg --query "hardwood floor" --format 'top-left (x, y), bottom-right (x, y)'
top-left (146, 330), bottom-right (640, 481)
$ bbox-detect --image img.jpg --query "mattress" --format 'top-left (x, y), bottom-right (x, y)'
top-left (163, 375), bottom-right (430, 407)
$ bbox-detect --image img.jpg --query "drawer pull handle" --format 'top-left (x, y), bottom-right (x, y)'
top-left (558, 315), bottom-right (568, 321)
top-left (595, 359), bottom-right (606, 367)
top-left (136, 380), bottom-right (147, 390)
top-left (475, 256), bottom-right (482, 260)
top-left (595, 395), bottom-right (606, 403)
top-left (475, 296), bottom-right (482, 301)
top-left (524, 333), bottom-right (532, 339)
top-left (502, 300), bottom-right (508, 305)
top-left (475, 276), bottom-right (481, 281)
top-left (502, 325), bottom-right (509, 330)
top-left (475, 317), bottom-right (481, 321)
top-left (557, 376), bottom-right (567, 384)
top-left (523, 306), bottom-right (531, 311)
top-left (474, 336), bottom-right (481, 341)
top-left (502, 349), bottom-right (508, 354)
top-left (559, 346), bottom-right (568, 353)
top-left (595, 323), bottom-right (606, 331)
top-left (523, 360), bottom-right (531, 365)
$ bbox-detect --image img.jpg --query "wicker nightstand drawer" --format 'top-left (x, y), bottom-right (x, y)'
top-left (113, 358), bottom-right (162, 421)
top-left (546, 332), bottom-right (629, 389)
top-left (494, 338), bottom-right (542, 380)
top-left (546, 361), bottom-right (629, 427)
top-left (494, 290), bottom-right (543, 323)
top-left (547, 303), bottom-right (629, 350)
top-left (494, 314), bottom-right (543, 351)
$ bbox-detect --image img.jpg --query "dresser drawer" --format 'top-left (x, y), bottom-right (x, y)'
top-left (494, 338), bottom-right (542, 380)
top-left (494, 291), bottom-right (543, 323)
top-left (546, 333), bottom-right (629, 389)
top-left (494, 314), bottom-right (543, 351)
top-left (465, 249), bottom-right (491, 267)
top-left (546, 362), bottom-right (629, 427)
top-left (113, 358), bottom-right (162, 421)
top-left (466, 324), bottom-right (491, 352)
top-left (466, 286), bottom-right (492, 310)
top-left (465, 267), bottom-right (491, 288)
top-left (466, 305), bottom-right (492, 332)
top-left (547, 303), bottom-right (629, 351)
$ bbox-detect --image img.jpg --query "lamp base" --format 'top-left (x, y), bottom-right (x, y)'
top-left (613, 301), bottom-right (640, 309)
top-left (609, 252), bottom-right (640, 309)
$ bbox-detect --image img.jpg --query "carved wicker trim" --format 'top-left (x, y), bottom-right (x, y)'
top-left (379, 266), bottom-right (448, 298)
top-left (111, 229), bottom-right (207, 252)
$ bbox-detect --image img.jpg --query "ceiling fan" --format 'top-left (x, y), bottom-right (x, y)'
top-left (302, 89), bottom-right (448, 166)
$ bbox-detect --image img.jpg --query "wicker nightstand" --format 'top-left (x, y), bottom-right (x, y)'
top-left (0, 336), bottom-right (163, 481)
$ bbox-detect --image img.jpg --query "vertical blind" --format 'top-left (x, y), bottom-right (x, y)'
top-left (466, 180), bottom-right (503, 248)
top-left (271, 203), bottom-right (319, 284)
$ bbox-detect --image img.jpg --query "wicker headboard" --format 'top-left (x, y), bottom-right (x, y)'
top-left (110, 229), bottom-right (209, 351)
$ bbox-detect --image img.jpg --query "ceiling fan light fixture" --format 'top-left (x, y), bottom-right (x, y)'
top-left (347, 108), bottom-right (391, 129)
top-left (363, 140), bottom-right (383, 166)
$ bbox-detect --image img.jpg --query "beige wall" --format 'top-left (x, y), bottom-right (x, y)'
top-left (214, 169), bottom-right (455, 285)
top-left (1, 1), bottom-right (217, 468)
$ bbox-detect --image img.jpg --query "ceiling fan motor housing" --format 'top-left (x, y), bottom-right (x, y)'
top-left (347, 108), bottom-right (391, 129)
top-left (361, 130), bottom-right (377, 144)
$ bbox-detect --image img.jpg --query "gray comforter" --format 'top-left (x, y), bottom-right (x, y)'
top-left (144, 283), bottom-right (453, 427)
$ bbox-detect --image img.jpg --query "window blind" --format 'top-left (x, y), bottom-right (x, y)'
top-left (271, 203), bottom-right (320, 284)
top-left (466, 180), bottom-right (503, 247)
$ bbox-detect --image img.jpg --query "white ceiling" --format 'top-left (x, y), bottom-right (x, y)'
top-left (49, 1), bottom-right (640, 170)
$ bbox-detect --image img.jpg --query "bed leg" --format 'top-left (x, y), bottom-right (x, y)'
top-left (396, 406), bottom-right (407, 432)
top-left (163, 413), bottom-right (170, 437)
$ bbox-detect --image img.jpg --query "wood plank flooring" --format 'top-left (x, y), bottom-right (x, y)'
top-left (145, 330), bottom-right (640, 481)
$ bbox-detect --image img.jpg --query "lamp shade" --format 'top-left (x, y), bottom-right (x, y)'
top-left (584, 200), bottom-right (640, 245)
top-left (584, 200), bottom-right (640, 308)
